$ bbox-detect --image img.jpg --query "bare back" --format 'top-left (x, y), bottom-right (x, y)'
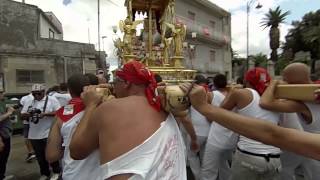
top-left (95, 96), bottom-right (167, 166)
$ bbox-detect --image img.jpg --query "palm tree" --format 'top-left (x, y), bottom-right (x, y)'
top-left (261, 6), bottom-right (290, 62)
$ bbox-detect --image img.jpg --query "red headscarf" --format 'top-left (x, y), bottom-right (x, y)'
top-left (115, 60), bottom-right (161, 111)
top-left (56, 98), bottom-right (85, 122)
top-left (245, 67), bottom-right (271, 95)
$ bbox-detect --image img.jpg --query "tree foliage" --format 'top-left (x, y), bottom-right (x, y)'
top-left (261, 6), bottom-right (290, 62)
top-left (282, 9), bottom-right (320, 72)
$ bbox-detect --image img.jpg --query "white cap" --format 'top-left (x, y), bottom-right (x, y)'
top-left (31, 84), bottom-right (46, 92)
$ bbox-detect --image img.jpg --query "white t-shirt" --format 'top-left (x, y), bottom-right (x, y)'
top-left (207, 91), bottom-right (239, 149)
top-left (20, 94), bottom-right (34, 125)
top-left (21, 96), bottom-right (61, 139)
top-left (189, 106), bottom-right (210, 138)
top-left (100, 114), bottom-right (187, 180)
top-left (53, 93), bottom-right (72, 107)
top-left (60, 111), bottom-right (100, 180)
top-left (237, 88), bottom-right (281, 155)
top-left (20, 93), bottom-right (34, 106)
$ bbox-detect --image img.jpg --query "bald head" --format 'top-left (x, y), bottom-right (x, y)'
top-left (283, 63), bottom-right (311, 84)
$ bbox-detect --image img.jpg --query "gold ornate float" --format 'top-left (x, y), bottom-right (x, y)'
top-left (114, 0), bottom-right (196, 84)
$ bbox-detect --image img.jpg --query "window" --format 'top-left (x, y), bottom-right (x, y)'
top-left (16, 70), bottom-right (45, 83)
top-left (210, 50), bottom-right (216, 62)
top-left (188, 11), bottom-right (195, 21)
top-left (49, 29), bottom-right (55, 39)
top-left (210, 21), bottom-right (216, 29)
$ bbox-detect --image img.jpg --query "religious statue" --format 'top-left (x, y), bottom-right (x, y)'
top-left (165, 23), bottom-right (186, 57)
top-left (160, 0), bottom-right (175, 40)
top-left (119, 17), bottom-right (143, 55)
top-left (163, 37), bottom-right (172, 65)
top-left (113, 37), bottom-right (124, 59)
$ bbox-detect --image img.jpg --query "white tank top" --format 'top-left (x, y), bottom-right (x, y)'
top-left (190, 106), bottom-right (210, 137)
top-left (299, 103), bottom-right (320, 133)
top-left (237, 88), bottom-right (281, 154)
top-left (279, 113), bottom-right (303, 130)
top-left (60, 111), bottom-right (100, 180)
top-left (100, 114), bottom-right (187, 180)
top-left (207, 91), bottom-right (239, 149)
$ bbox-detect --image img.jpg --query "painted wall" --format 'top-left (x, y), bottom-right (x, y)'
top-left (39, 14), bottom-right (63, 40)
top-left (175, 0), bottom-right (232, 79)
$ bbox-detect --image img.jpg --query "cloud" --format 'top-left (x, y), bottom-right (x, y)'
top-left (211, 0), bottom-right (292, 57)
top-left (19, 0), bottom-right (294, 62)
top-left (16, 0), bottom-right (126, 67)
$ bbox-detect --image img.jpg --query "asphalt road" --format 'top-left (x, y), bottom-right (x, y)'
top-left (6, 135), bottom-right (39, 180)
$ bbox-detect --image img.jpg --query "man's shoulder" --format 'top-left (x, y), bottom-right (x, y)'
top-left (99, 96), bottom-right (143, 111)
top-left (229, 88), bottom-right (249, 97)
top-left (47, 96), bottom-right (60, 105)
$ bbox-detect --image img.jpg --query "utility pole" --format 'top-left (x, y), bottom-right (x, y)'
top-left (98, 0), bottom-right (101, 66)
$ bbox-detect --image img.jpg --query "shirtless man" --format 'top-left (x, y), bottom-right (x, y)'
top-left (179, 83), bottom-right (320, 160)
top-left (260, 63), bottom-right (320, 180)
top-left (70, 61), bottom-right (187, 180)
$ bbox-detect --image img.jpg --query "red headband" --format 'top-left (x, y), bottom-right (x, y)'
top-left (245, 67), bottom-right (271, 95)
top-left (115, 60), bottom-right (161, 111)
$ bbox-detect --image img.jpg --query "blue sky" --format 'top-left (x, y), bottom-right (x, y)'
top-left (280, 0), bottom-right (320, 23)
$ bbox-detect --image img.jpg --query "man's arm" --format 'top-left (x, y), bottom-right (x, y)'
top-left (181, 83), bottom-right (320, 160)
top-left (220, 89), bottom-right (238, 111)
top-left (46, 119), bottom-right (63, 163)
top-left (69, 86), bottom-right (101, 160)
top-left (200, 104), bottom-right (320, 160)
top-left (176, 116), bottom-right (199, 152)
top-left (260, 81), bottom-right (310, 114)
top-left (0, 107), bottom-right (14, 122)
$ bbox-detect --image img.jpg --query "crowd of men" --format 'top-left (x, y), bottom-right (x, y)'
top-left (0, 60), bottom-right (319, 180)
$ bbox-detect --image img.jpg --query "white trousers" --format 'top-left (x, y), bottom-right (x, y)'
top-left (200, 143), bottom-right (233, 180)
top-left (187, 136), bottom-right (207, 180)
top-left (280, 151), bottom-right (320, 180)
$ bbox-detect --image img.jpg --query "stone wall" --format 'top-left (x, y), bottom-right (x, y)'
top-left (0, 0), bottom-right (38, 49)
top-left (0, 0), bottom-right (99, 94)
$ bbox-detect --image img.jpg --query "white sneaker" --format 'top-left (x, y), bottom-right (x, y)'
top-left (38, 175), bottom-right (48, 180)
top-left (49, 173), bottom-right (60, 180)
top-left (3, 175), bottom-right (14, 180)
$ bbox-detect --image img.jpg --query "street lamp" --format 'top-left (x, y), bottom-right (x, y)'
top-left (246, 0), bottom-right (262, 70)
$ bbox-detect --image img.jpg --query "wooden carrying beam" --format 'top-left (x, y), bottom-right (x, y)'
top-left (226, 84), bottom-right (320, 102)
top-left (275, 84), bottom-right (320, 102)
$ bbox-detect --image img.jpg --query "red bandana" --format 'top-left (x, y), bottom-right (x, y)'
top-left (56, 98), bottom-right (85, 122)
top-left (115, 60), bottom-right (161, 111)
top-left (245, 67), bottom-right (271, 95)
top-left (200, 84), bottom-right (209, 92)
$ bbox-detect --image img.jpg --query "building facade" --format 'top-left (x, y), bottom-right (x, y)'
top-left (175, 0), bottom-right (232, 79)
top-left (0, 0), bottom-right (104, 95)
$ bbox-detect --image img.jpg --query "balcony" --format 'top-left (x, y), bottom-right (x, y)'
top-left (175, 15), bottom-right (230, 46)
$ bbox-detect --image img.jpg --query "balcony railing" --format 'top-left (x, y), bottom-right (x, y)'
top-left (175, 15), bottom-right (230, 45)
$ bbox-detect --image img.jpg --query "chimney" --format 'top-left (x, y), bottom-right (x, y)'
top-left (22, 0), bottom-right (25, 3)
